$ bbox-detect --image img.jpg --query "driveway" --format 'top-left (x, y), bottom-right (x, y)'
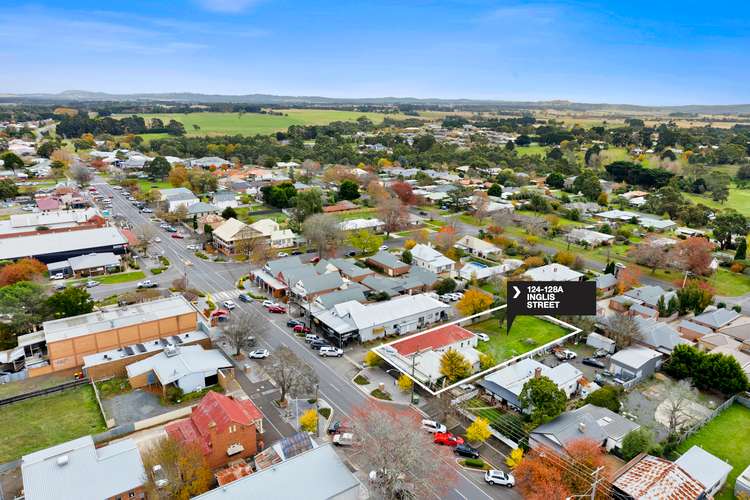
top-left (102, 389), bottom-right (171, 426)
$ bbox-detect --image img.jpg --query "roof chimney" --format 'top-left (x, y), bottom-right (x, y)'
top-left (57, 455), bottom-right (69, 466)
top-left (578, 422), bottom-right (586, 433)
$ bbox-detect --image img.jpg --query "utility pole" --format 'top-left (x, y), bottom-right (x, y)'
top-left (409, 343), bottom-right (419, 405)
top-left (590, 466), bottom-right (604, 500)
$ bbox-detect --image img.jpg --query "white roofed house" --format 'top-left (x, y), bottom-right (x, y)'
top-left (455, 235), bottom-right (501, 258)
top-left (337, 218), bottom-right (385, 233)
top-left (411, 244), bottom-right (455, 275)
top-left (190, 156), bottom-right (232, 169)
top-left (159, 187), bottom-right (200, 212)
top-left (250, 218), bottom-right (280, 237)
top-left (313, 294), bottom-right (450, 344)
top-left (212, 191), bottom-right (239, 210)
top-left (565, 228), bottom-right (615, 247)
top-left (271, 229), bottom-right (297, 248)
top-left (523, 263), bottom-right (584, 282)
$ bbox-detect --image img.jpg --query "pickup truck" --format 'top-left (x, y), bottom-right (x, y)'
top-left (137, 280), bottom-right (158, 289)
top-left (332, 432), bottom-right (354, 447)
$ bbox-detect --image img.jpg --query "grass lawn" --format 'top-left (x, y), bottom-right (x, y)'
top-left (675, 404), bottom-right (750, 500)
top-left (136, 179), bottom-right (172, 193)
top-left (469, 316), bottom-right (570, 363)
top-left (74, 271), bottom-right (146, 286)
top-left (0, 386), bottom-right (106, 462)
top-left (685, 185), bottom-right (750, 217)
top-left (333, 207), bottom-right (378, 221)
top-left (0, 371), bottom-right (74, 399)
top-left (515, 144), bottom-right (547, 157)
top-left (114, 109), bottom-right (413, 137)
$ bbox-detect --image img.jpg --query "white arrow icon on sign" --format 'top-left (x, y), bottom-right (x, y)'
top-left (513, 286), bottom-right (521, 299)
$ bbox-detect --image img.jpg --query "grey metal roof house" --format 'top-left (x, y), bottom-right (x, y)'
top-left (21, 436), bottom-right (145, 500)
top-left (675, 445), bottom-right (732, 498)
top-left (693, 308), bottom-right (741, 331)
top-left (187, 202), bottom-right (220, 216)
top-left (366, 251), bottom-right (410, 276)
top-left (634, 317), bottom-right (690, 354)
top-left (47, 252), bottom-right (122, 276)
top-left (0, 227), bottom-right (128, 263)
top-left (193, 444), bottom-right (362, 500)
top-left (530, 404), bottom-right (640, 453)
top-left (609, 345), bottom-right (662, 387)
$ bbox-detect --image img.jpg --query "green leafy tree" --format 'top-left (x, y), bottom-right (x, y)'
top-left (0, 282), bottom-right (51, 335)
top-left (146, 156), bottom-right (171, 180)
top-left (0, 152), bottom-right (24, 172)
top-left (434, 278), bottom-right (456, 295)
top-left (665, 344), bottom-right (749, 395)
top-left (487, 183), bottom-right (503, 197)
top-left (712, 211), bottom-right (748, 250)
top-left (346, 229), bottom-right (382, 254)
top-left (479, 352), bottom-right (496, 370)
top-left (519, 376), bottom-right (567, 426)
top-left (0, 178), bottom-right (18, 200)
top-left (572, 169), bottom-right (602, 201)
top-left (583, 386), bottom-right (622, 413)
top-left (439, 349), bottom-right (472, 383)
top-left (736, 238), bottom-right (747, 261)
top-left (621, 428), bottom-right (655, 461)
top-left (546, 172), bottom-right (565, 189)
top-left (221, 206), bottom-right (237, 220)
top-left (289, 188), bottom-right (323, 232)
top-left (401, 249), bottom-right (412, 264)
top-left (46, 287), bottom-right (94, 319)
top-left (338, 180), bottom-right (360, 201)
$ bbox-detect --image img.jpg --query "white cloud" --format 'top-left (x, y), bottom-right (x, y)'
top-left (194, 0), bottom-right (263, 13)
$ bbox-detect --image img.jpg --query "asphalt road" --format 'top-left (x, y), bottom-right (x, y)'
top-left (94, 179), bottom-right (518, 500)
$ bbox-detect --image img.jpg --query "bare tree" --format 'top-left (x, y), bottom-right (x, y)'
top-left (134, 224), bottom-right (157, 254)
top-left (377, 197), bottom-right (407, 236)
top-left (69, 163), bottom-right (93, 187)
top-left (490, 209), bottom-right (514, 229)
top-left (302, 213), bottom-right (342, 257)
top-left (604, 312), bottom-right (642, 349)
top-left (630, 237), bottom-right (669, 274)
top-left (354, 402), bottom-right (457, 500)
top-left (266, 346), bottom-right (318, 404)
top-left (244, 237), bottom-right (276, 266)
top-left (663, 379), bottom-right (696, 435)
top-left (221, 309), bottom-right (265, 357)
top-left (473, 191), bottom-right (490, 223)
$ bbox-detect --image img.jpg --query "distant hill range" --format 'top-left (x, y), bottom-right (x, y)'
top-left (1, 89), bottom-right (750, 115)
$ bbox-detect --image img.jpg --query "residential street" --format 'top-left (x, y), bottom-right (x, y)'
top-left (94, 178), bottom-right (519, 500)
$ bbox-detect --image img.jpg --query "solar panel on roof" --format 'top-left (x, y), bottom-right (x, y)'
top-left (135, 343), bottom-right (146, 353)
top-left (280, 432), bottom-right (314, 460)
top-left (171, 335), bottom-right (183, 344)
top-left (123, 346), bottom-right (134, 356)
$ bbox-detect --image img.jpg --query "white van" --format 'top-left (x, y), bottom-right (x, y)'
top-left (420, 419), bottom-right (447, 433)
top-left (319, 346), bottom-right (343, 357)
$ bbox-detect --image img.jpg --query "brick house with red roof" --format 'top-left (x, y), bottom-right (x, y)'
top-left (165, 391), bottom-right (263, 469)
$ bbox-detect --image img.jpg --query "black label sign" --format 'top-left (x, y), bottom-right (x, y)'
top-left (506, 281), bottom-right (596, 332)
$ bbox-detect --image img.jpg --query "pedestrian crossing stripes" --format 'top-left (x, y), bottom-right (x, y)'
top-left (212, 289), bottom-right (242, 301)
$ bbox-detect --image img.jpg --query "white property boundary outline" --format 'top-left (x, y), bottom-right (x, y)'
top-left (372, 304), bottom-right (582, 397)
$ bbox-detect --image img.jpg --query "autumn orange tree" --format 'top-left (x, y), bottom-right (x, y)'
top-left (0, 258), bottom-right (47, 286)
top-left (434, 225), bottom-right (459, 251)
top-left (616, 265), bottom-right (641, 293)
top-left (670, 236), bottom-right (715, 276)
top-left (456, 289), bottom-right (493, 316)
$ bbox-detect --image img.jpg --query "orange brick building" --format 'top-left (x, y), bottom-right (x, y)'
top-left (166, 392), bottom-right (264, 469)
top-left (19, 296), bottom-right (199, 377)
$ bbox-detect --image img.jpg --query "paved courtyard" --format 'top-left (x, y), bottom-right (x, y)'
top-left (102, 389), bottom-right (170, 426)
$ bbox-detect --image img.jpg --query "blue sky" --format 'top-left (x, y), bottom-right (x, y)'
top-left (1, 0), bottom-right (749, 105)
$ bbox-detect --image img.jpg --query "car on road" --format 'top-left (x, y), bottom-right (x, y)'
top-left (309, 339), bottom-right (330, 350)
top-left (137, 280), bottom-right (158, 289)
top-left (332, 432), bottom-right (354, 446)
top-left (248, 349), bottom-right (269, 359)
top-left (164, 226), bottom-right (177, 233)
top-left (268, 305), bottom-right (286, 314)
top-left (319, 346), bottom-right (343, 357)
top-left (222, 300), bottom-right (237, 310)
top-left (53, 283), bottom-right (66, 291)
top-left (170, 233), bottom-right (184, 239)
top-left (50, 273), bottom-right (64, 280)
top-left (345, 250), bottom-right (356, 257)
top-left (238, 293), bottom-right (253, 303)
top-left (485, 470), bottom-right (515, 487)
top-left (141, 208), bottom-right (153, 213)
top-left (277, 252), bottom-right (289, 257)
top-left (421, 419), bottom-right (447, 434)
top-left (555, 349), bottom-right (577, 361)
top-left (262, 300), bottom-right (278, 308)
top-left (186, 244), bottom-right (201, 250)
top-left (153, 237), bottom-right (162, 243)
top-left (475, 332), bottom-right (490, 342)
top-left (454, 443), bottom-right (480, 459)
top-left (293, 324), bottom-right (311, 334)
top-left (291, 250), bottom-right (302, 255)
top-left (582, 357), bottom-right (606, 369)
top-left (85, 280), bottom-right (99, 288)
top-left (287, 319), bottom-right (304, 328)
top-left (378, 245), bottom-right (389, 251)
top-left (433, 432), bottom-right (464, 446)
top-left (327, 420), bottom-right (352, 435)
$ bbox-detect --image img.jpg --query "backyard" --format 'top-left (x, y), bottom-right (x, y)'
top-left (674, 403), bottom-right (750, 500)
top-left (468, 315), bottom-right (571, 363)
top-left (0, 386), bottom-right (106, 462)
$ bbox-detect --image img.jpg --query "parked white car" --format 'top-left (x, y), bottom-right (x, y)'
top-left (319, 346), bottom-right (343, 357)
top-left (262, 300), bottom-right (278, 308)
top-left (222, 300), bottom-right (237, 310)
top-left (50, 273), bottom-right (64, 280)
top-left (485, 470), bottom-right (515, 487)
top-left (248, 349), bottom-right (269, 359)
top-left (475, 333), bottom-right (490, 342)
top-left (420, 419), bottom-right (447, 434)
top-left (378, 245), bottom-right (389, 251)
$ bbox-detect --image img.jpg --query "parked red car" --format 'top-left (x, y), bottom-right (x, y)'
top-left (268, 306), bottom-right (286, 314)
top-left (293, 324), bottom-right (311, 333)
top-left (171, 233), bottom-right (185, 239)
top-left (434, 432), bottom-right (464, 447)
